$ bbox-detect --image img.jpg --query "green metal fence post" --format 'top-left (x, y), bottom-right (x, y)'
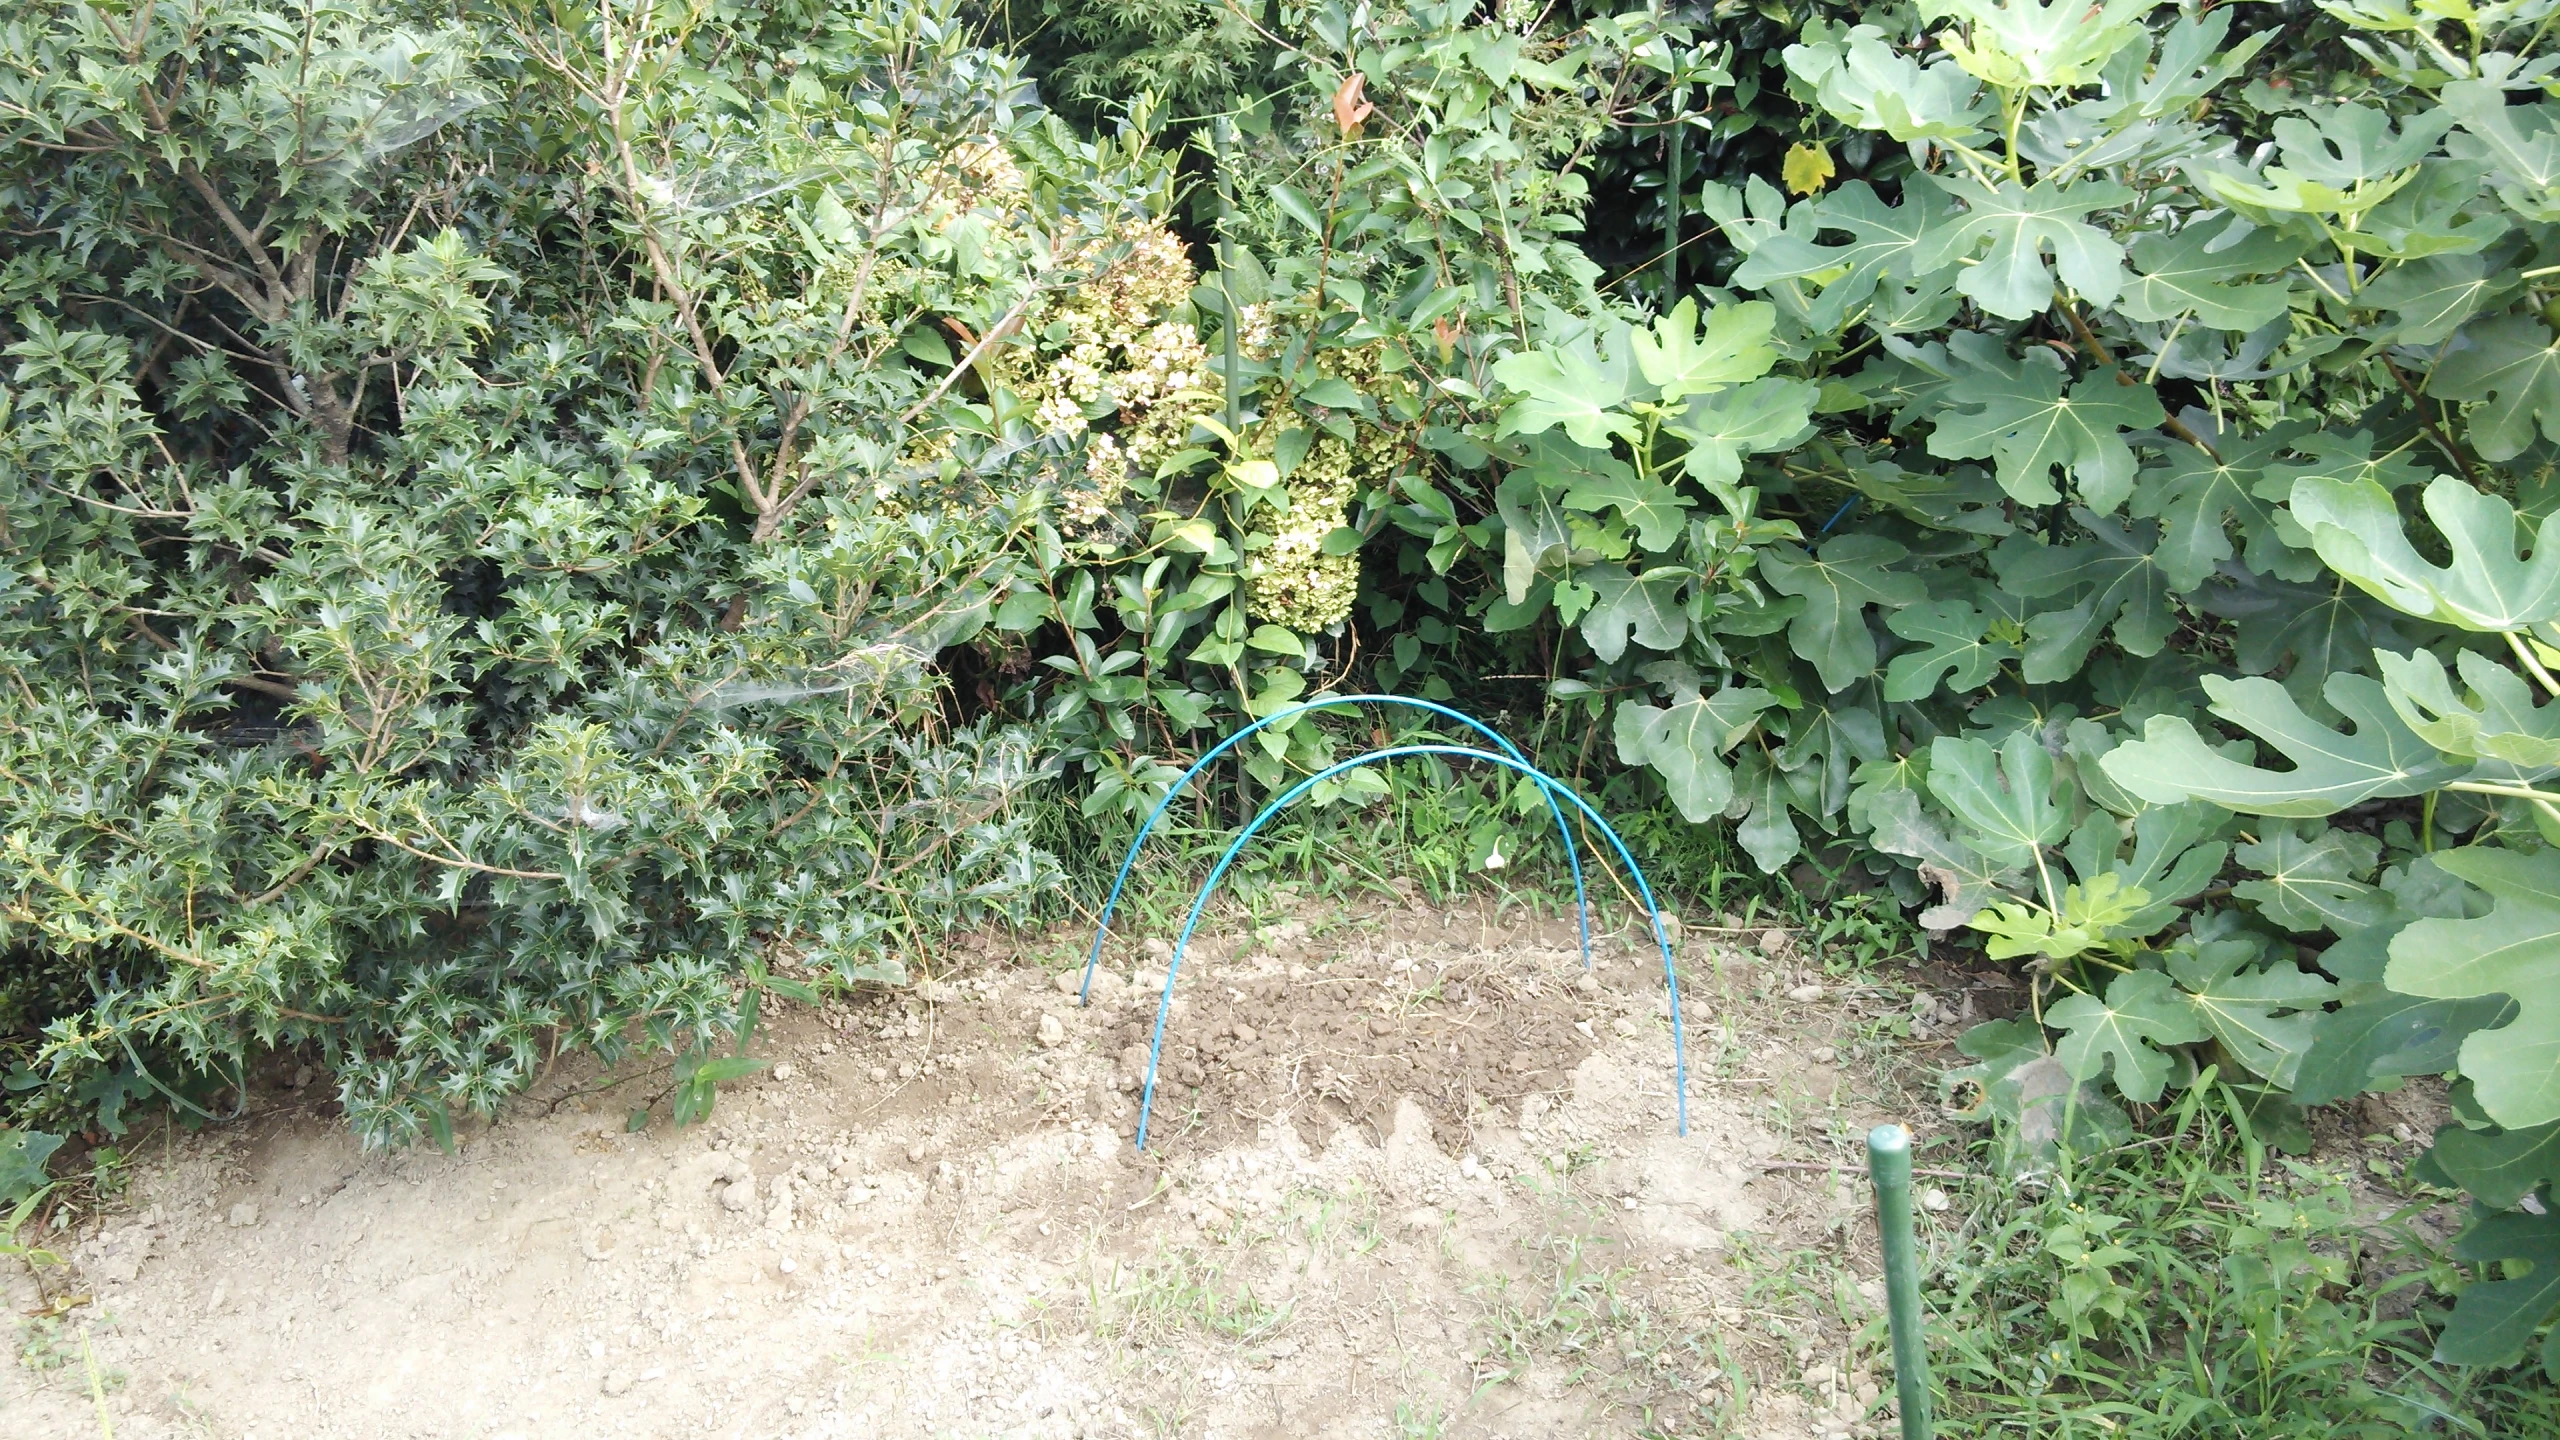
top-left (1867, 1123), bottom-right (1934, 1440)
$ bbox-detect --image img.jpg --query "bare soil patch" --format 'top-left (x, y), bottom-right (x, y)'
top-left (4, 898), bottom-right (1945, 1440)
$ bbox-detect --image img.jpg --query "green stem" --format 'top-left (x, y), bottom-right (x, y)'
top-left (2508, 628), bottom-right (2560, 698)
top-left (1214, 119), bottom-right (1242, 437)
top-left (1663, 83), bottom-right (1686, 298)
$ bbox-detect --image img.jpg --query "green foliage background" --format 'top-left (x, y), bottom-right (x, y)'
top-left (15, 0), bottom-right (2560, 1400)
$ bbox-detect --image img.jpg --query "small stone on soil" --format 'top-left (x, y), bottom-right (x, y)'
top-left (1787, 984), bottom-right (1826, 1002)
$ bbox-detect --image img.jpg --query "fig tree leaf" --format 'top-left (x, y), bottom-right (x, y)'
top-left (2083, 801), bottom-right (2231, 936)
top-left (2376, 648), bottom-right (2560, 767)
top-left (2099, 672), bottom-right (2466, 816)
top-left (1883, 597), bottom-right (2017, 701)
top-left (1859, 784), bottom-right (2025, 931)
top-left (1492, 325), bottom-right (1637, 448)
top-left (1495, 466), bottom-right (1573, 606)
top-left (2389, 845), bottom-right (2560, 1128)
top-left (2162, 934), bottom-right (2337, 1087)
top-left (1611, 685), bottom-right (1776, 823)
top-left (1784, 25), bottom-right (1993, 145)
top-left (1783, 141), bottom-right (1836, 196)
top-left (2361, 252), bottom-right (2506, 345)
top-left (1971, 874), bottom-right (2152, 961)
top-left (2233, 823), bottom-right (2393, 934)
top-left (1730, 181), bottom-right (1962, 329)
top-left (1913, 174), bottom-right (2135, 320)
top-left (1927, 364), bottom-right (2164, 510)
top-left (1758, 535), bottom-right (1928, 692)
top-left (2118, 224), bottom-right (2302, 331)
top-left (1562, 468), bottom-right (1690, 552)
top-left (2432, 316), bottom-right (2560, 463)
top-left (2292, 988), bottom-right (2514, 1108)
top-left (2444, 81), bottom-right (2560, 222)
top-left (2128, 443), bottom-right (2284, 592)
top-left (0, 1128), bottom-right (62, 1206)
top-left (1729, 746), bottom-right (1816, 873)
top-left (1629, 298), bottom-right (1779, 404)
top-left (2437, 1207), bottom-right (2560, 1378)
top-left (1667, 378), bottom-right (1819, 490)
top-left (2047, 968), bottom-right (2209, 1104)
top-left (2425, 1122), bottom-right (2560, 1210)
top-left (1925, 728), bottom-right (2071, 869)
top-left (1994, 514), bottom-right (2179, 678)
top-left (1578, 564), bottom-right (1690, 664)
top-left (2290, 473), bottom-right (2560, 630)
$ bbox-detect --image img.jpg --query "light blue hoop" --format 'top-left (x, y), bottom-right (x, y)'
top-left (1129, 744), bottom-right (1688, 1150)
top-left (1078, 696), bottom-right (1590, 1006)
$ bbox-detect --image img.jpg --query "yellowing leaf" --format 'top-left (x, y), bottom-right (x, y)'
top-left (1783, 142), bottom-right (1836, 197)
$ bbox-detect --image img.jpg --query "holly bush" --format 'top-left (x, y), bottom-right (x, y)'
top-left (12, 0), bottom-right (2560, 1382)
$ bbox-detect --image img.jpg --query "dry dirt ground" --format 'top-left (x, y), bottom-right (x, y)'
top-left (2, 897), bottom-right (1959, 1440)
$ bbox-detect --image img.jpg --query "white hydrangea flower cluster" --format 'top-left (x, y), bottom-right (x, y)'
top-left (1008, 218), bottom-right (1217, 536)
top-left (1246, 434), bottom-right (1362, 632)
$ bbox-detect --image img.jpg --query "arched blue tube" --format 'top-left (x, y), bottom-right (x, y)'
top-left (1078, 696), bottom-right (1589, 1006)
top-left (1129, 744), bottom-right (1688, 1150)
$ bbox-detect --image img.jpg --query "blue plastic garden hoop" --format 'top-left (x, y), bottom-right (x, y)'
top-left (1127, 744), bottom-right (1689, 1150)
top-left (1077, 696), bottom-right (1591, 1007)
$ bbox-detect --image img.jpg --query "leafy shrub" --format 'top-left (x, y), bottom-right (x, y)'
top-left (10, 0), bottom-right (2560, 1388)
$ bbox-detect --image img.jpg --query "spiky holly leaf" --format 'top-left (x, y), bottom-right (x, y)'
top-left (2432, 316), bottom-right (2560, 462)
top-left (2048, 969), bottom-right (2209, 1104)
top-left (2376, 648), bottom-right (2560, 767)
top-left (1927, 365), bottom-right (2163, 511)
top-left (2391, 846), bottom-right (2560, 1128)
top-left (1612, 685), bottom-right (1777, 823)
top-left (2118, 224), bottom-right (2303, 331)
top-left (2233, 823), bottom-right (2393, 934)
top-left (2437, 1207), bottom-right (2560, 1378)
top-left (1759, 535), bottom-right (1929, 692)
top-left (2162, 932), bottom-right (2337, 1087)
top-left (2099, 672), bottom-right (2465, 817)
top-left (1883, 597), bottom-right (2017, 701)
top-left (1926, 728), bottom-right (2071, 870)
top-left (1912, 174), bottom-right (2135, 320)
top-left (2291, 473), bottom-right (2560, 630)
